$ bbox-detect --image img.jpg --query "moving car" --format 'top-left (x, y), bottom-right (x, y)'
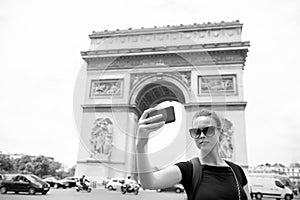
top-left (42, 177), bottom-right (68, 189)
top-left (106, 178), bottom-right (125, 191)
top-left (0, 174), bottom-right (50, 195)
top-left (59, 177), bottom-right (78, 188)
top-left (157, 184), bottom-right (184, 193)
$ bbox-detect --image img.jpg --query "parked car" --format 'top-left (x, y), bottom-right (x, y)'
top-left (106, 178), bottom-right (125, 191)
top-left (59, 177), bottom-right (78, 188)
top-left (0, 174), bottom-right (50, 195)
top-left (42, 177), bottom-right (68, 189)
top-left (0, 174), bottom-right (4, 181)
top-left (157, 184), bottom-right (184, 193)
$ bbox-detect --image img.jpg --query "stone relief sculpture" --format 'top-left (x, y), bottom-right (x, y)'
top-left (90, 80), bottom-right (122, 97)
top-left (90, 118), bottom-right (114, 160)
top-left (130, 75), bottom-right (141, 88)
top-left (219, 118), bottom-right (234, 159)
top-left (181, 73), bottom-right (190, 86)
top-left (130, 72), bottom-right (191, 90)
top-left (199, 75), bottom-right (235, 95)
top-left (178, 72), bottom-right (191, 88)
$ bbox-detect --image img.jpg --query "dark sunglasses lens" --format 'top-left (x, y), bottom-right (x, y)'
top-left (204, 127), bottom-right (216, 137)
top-left (189, 129), bottom-right (199, 138)
top-left (189, 127), bottom-right (216, 138)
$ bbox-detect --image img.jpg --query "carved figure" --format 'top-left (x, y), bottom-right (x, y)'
top-left (90, 118), bottom-right (113, 157)
top-left (219, 118), bottom-right (234, 159)
top-left (92, 81), bottom-right (121, 96)
top-left (93, 83), bottom-right (107, 95)
top-left (132, 76), bottom-right (139, 87)
top-left (106, 83), bottom-right (119, 94)
top-left (180, 73), bottom-right (190, 86)
top-left (201, 77), bottom-right (234, 93)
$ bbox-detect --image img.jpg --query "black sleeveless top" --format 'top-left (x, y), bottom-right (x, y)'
top-left (175, 161), bottom-right (248, 200)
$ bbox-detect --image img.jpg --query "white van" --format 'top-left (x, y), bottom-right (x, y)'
top-left (249, 176), bottom-right (293, 200)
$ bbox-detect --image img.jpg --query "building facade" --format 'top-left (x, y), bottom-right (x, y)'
top-left (75, 21), bottom-right (250, 183)
top-left (249, 164), bottom-right (300, 185)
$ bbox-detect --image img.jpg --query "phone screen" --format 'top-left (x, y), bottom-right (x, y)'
top-left (147, 106), bottom-right (175, 124)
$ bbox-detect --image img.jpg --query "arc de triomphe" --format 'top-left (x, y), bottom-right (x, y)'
top-left (75, 21), bottom-right (250, 182)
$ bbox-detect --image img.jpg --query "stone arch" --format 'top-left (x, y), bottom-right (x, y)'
top-left (76, 21), bottom-right (250, 181)
top-left (129, 74), bottom-right (191, 114)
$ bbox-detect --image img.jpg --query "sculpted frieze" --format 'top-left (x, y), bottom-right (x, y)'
top-left (86, 50), bottom-right (246, 70)
top-left (130, 73), bottom-right (150, 89)
top-left (89, 28), bottom-right (241, 51)
top-left (90, 79), bottom-right (123, 98)
top-left (198, 75), bottom-right (237, 96)
top-left (130, 71), bottom-right (191, 90)
top-left (109, 54), bottom-right (191, 68)
top-left (170, 71), bottom-right (191, 88)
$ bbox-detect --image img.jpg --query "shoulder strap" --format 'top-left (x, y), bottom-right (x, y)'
top-left (190, 157), bottom-right (202, 200)
top-left (225, 160), bottom-right (243, 185)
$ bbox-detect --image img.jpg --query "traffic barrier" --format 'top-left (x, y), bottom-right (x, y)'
top-left (91, 181), bottom-right (97, 188)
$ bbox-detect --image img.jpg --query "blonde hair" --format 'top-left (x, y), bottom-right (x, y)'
top-left (193, 109), bottom-right (222, 128)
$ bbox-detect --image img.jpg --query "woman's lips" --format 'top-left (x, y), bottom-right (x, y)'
top-left (199, 141), bottom-right (208, 145)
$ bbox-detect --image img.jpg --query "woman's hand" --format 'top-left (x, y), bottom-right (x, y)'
top-left (137, 108), bottom-right (165, 145)
top-left (136, 108), bottom-right (181, 190)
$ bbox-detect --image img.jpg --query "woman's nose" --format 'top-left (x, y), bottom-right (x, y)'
top-left (199, 131), bottom-right (206, 139)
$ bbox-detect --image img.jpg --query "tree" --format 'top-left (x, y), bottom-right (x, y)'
top-left (0, 155), bottom-right (14, 172)
top-left (49, 160), bottom-right (62, 176)
top-left (290, 163), bottom-right (300, 168)
top-left (24, 162), bottom-right (34, 174)
top-left (14, 155), bottom-right (32, 172)
top-left (1, 153), bottom-right (71, 178)
top-left (68, 165), bottom-right (76, 176)
top-left (32, 156), bottom-right (53, 177)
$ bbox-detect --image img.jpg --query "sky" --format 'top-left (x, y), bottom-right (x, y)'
top-left (0, 0), bottom-right (300, 168)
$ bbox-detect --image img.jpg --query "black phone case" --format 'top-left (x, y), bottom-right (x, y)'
top-left (147, 106), bottom-right (175, 124)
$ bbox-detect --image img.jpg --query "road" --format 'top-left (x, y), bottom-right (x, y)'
top-left (0, 187), bottom-right (187, 200)
top-left (1, 187), bottom-right (299, 200)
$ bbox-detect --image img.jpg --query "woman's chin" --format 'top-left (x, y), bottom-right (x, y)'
top-left (196, 142), bottom-right (209, 149)
top-left (197, 144), bottom-right (214, 155)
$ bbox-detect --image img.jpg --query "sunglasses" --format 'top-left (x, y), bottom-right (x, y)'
top-left (189, 126), bottom-right (220, 139)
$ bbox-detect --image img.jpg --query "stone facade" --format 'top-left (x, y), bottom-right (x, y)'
top-left (75, 21), bottom-right (250, 183)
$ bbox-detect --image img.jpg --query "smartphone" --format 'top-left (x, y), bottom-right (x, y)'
top-left (147, 106), bottom-right (176, 124)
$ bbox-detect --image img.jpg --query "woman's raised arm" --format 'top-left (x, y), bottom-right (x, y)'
top-left (136, 108), bottom-right (182, 190)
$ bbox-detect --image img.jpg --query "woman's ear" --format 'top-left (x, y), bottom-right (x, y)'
top-left (218, 133), bottom-right (223, 143)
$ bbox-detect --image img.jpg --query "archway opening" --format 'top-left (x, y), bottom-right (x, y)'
top-left (135, 81), bottom-right (186, 114)
top-left (134, 82), bottom-right (188, 167)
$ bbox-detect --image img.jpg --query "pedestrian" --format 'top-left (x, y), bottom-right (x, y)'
top-left (136, 108), bottom-right (251, 200)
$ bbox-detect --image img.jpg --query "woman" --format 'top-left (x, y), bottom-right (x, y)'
top-left (136, 108), bottom-right (251, 200)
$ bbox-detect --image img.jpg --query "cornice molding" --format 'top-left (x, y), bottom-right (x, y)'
top-left (81, 102), bottom-right (247, 114)
top-left (90, 20), bottom-right (242, 38)
top-left (83, 47), bottom-right (249, 70)
top-left (81, 41), bottom-right (250, 58)
top-left (82, 104), bottom-right (141, 115)
top-left (184, 101), bottom-right (247, 111)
